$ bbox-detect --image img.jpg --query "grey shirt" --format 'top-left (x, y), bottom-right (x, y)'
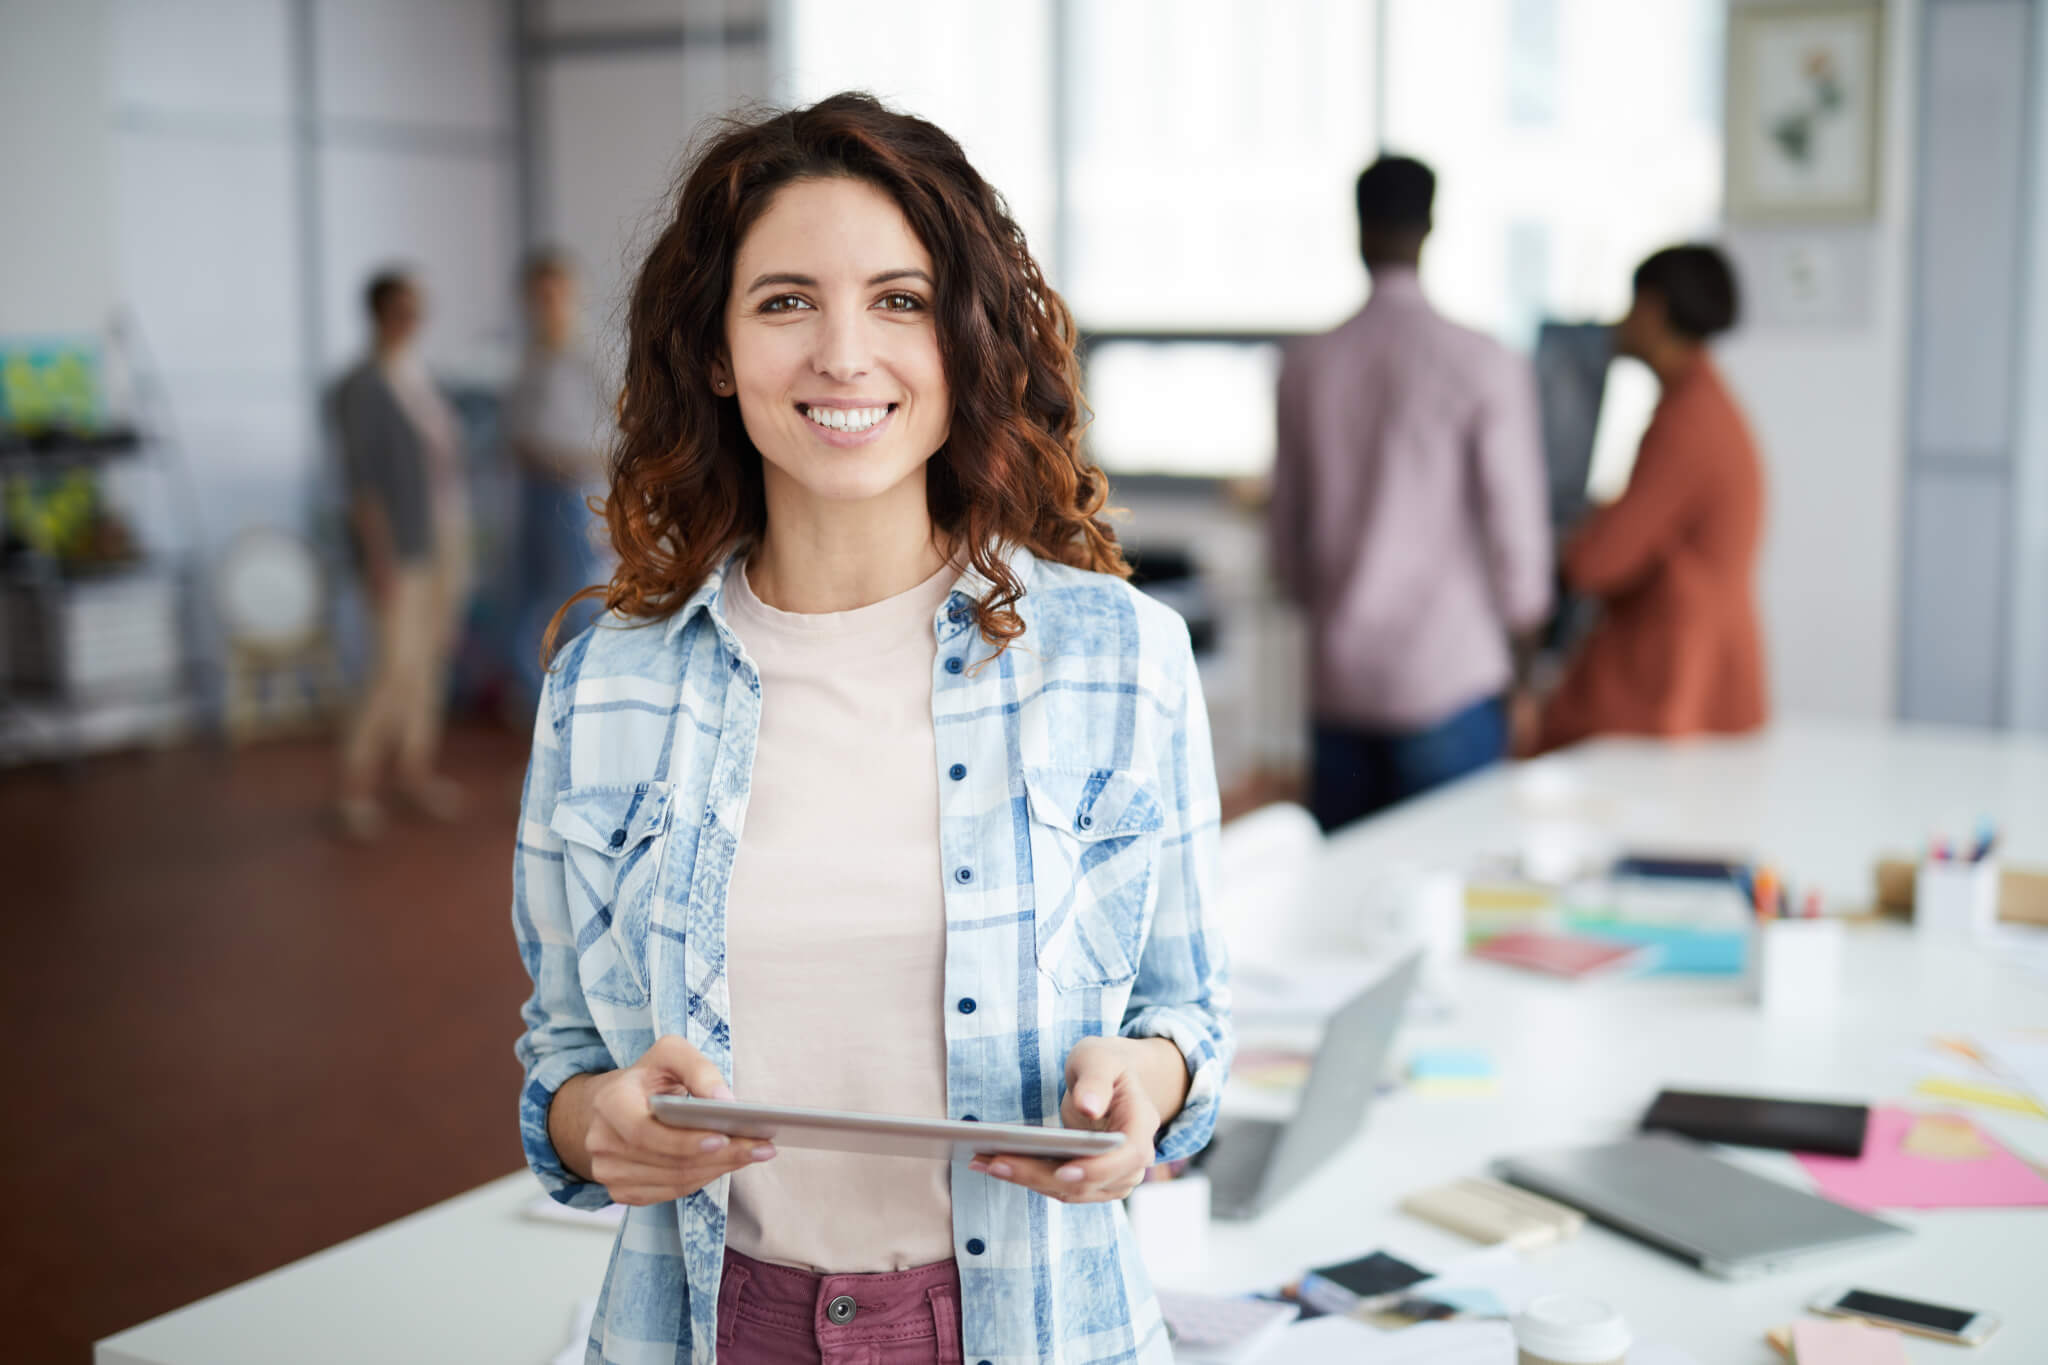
top-left (332, 359), bottom-right (433, 562)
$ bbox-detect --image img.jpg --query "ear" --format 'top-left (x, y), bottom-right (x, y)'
top-left (708, 358), bottom-right (733, 395)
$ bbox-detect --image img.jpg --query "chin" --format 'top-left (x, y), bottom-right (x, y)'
top-left (786, 457), bottom-right (927, 506)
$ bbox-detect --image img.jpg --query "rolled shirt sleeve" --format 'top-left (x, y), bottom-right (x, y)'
top-left (1120, 625), bottom-right (1232, 1164)
top-left (511, 666), bottom-right (619, 1209)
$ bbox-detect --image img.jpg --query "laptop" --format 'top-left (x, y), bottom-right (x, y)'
top-left (1199, 951), bottom-right (1422, 1220)
top-left (1494, 1133), bottom-right (1910, 1279)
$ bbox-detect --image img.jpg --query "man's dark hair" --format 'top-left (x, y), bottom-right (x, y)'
top-left (364, 269), bottom-right (415, 322)
top-left (1633, 245), bottom-right (1740, 340)
top-left (1355, 155), bottom-right (1436, 233)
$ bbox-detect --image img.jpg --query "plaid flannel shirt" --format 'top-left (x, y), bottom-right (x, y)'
top-left (512, 545), bottom-right (1231, 1365)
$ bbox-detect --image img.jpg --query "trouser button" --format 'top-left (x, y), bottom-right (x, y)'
top-left (826, 1294), bottom-right (857, 1325)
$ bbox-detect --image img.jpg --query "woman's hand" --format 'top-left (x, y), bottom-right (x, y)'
top-left (968, 1036), bottom-right (1178, 1203)
top-left (554, 1035), bottom-right (776, 1207)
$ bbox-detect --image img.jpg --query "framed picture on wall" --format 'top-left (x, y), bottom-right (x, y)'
top-left (1725, 2), bottom-right (1885, 223)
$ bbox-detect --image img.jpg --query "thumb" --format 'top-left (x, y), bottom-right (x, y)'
top-left (644, 1035), bottom-right (734, 1101)
top-left (1066, 1049), bottom-right (1122, 1122)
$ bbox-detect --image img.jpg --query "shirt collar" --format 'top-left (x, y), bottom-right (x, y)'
top-left (662, 541), bottom-right (1039, 643)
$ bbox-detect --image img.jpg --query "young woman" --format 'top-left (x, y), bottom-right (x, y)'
top-left (512, 94), bottom-right (1230, 1365)
top-left (1528, 244), bottom-right (1768, 755)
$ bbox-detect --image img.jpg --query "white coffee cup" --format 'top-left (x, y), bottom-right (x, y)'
top-left (1514, 1294), bottom-right (1631, 1365)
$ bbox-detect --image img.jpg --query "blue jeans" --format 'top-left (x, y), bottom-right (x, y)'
top-left (512, 478), bottom-right (605, 708)
top-left (1311, 695), bottom-right (1507, 832)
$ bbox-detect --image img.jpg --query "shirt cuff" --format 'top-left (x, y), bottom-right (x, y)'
top-left (519, 1044), bottom-right (618, 1210)
top-left (1121, 1004), bottom-right (1229, 1165)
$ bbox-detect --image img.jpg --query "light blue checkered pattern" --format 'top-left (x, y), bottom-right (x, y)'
top-left (512, 545), bottom-right (1231, 1365)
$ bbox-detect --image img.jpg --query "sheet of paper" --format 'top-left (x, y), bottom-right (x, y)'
top-left (1910, 1075), bottom-right (2048, 1118)
top-left (1249, 1315), bottom-right (1514, 1364)
top-left (1795, 1105), bottom-right (2048, 1209)
top-left (1789, 1318), bottom-right (1910, 1365)
top-left (1983, 1031), bottom-right (2048, 1106)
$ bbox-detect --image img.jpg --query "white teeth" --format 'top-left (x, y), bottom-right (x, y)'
top-left (804, 405), bottom-right (888, 433)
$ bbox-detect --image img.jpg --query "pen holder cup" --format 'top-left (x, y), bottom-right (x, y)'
top-left (1124, 1171), bottom-right (1209, 1279)
top-left (1915, 857), bottom-right (1999, 940)
top-left (1750, 917), bottom-right (1843, 1016)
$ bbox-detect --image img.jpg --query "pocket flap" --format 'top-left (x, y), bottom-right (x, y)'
top-left (1023, 766), bottom-right (1164, 840)
top-left (549, 781), bottom-right (673, 854)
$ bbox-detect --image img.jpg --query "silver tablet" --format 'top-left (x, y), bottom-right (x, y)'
top-left (649, 1095), bottom-right (1126, 1162)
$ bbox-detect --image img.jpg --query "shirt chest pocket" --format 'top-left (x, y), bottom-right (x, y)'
top-left (548, 781), bottom-right (673, 1009)
top-left (1023, 766), bottom-right (1165, 990)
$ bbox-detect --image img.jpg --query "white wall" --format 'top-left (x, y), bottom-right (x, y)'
top-left (0, 0), bottom-right (116, 337)
top-left (2010, 0), bottom-right (2048, 734)
top-left (526, 4), bottom-right (773, 383)
top-left (104, 0), bottom-right (520, 559)
top-left (1717, 0), bottom-right (1918, 724)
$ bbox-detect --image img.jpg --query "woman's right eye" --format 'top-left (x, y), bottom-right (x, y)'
top-left (758, 294), bottom-right (813, 314)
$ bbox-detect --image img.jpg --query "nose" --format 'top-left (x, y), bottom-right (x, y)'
top-left (810, 307), bottom-right (872, 384)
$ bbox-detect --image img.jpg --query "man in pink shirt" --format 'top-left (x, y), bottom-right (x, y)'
top-left (1268, 157), bottom-right (1552, 830)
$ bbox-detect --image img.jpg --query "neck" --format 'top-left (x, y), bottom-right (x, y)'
top-left (1642, 337), bottom-right (1704, 388)
top-left (375, 338), bottom-right (410, 364)
top-left (747, 473), bottom-right (949, 614)
top-left (1365, 257), bottom-right (1421, 277)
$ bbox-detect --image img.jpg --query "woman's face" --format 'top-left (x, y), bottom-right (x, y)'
top-left (721, 176), bottom-right (951, 517)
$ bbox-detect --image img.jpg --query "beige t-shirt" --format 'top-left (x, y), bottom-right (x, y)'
top-left (721, 557), bottom-right (956, 1272)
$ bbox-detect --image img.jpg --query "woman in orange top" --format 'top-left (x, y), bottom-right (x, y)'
top-left (1530, 245), bottom-right (1767, 754)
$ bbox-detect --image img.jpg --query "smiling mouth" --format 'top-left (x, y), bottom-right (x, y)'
top-left (797, 403), bottom-right (896, 434)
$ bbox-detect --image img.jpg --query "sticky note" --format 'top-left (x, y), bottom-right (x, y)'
top-left (1789, 1319), bottom-right (1910, 1364)
top-left (1901, 1113), bottom-right (1993, 1161)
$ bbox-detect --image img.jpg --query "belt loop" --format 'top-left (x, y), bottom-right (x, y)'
top-left (716, 1258), bottom-right (753, 1348)
top-left (927, 1284), bottom-right (964, 1365)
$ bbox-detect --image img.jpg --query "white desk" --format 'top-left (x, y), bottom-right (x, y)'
top-left (98, 720), bottom-right (2048, 1364)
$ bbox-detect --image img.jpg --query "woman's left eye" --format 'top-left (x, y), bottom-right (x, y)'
top-left (876, 292), bottom-right (925, 312)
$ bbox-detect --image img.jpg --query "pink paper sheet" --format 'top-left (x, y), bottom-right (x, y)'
top-left (1795, 1106), bottom-right (2048, 1210)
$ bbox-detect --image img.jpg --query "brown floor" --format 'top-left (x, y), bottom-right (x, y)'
top-left (0, 723), bottom-right (536, 1362)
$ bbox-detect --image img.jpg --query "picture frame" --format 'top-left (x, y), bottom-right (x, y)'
top-left (1725, 2), bottom-right (1885, 223)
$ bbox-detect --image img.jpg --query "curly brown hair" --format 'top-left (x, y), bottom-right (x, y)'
top-left (557, 91), bottom-right (1127, 658)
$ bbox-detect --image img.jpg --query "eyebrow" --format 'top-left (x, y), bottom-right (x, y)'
top-left (744, 268), bottom-right (934, 293)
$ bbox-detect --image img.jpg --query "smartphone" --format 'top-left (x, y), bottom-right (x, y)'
top-left (1809, 1286), bottom-right (2000, 1344)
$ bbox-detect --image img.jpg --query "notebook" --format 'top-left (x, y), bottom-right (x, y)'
top-left (1471, 929), bottom-right (1649, 979)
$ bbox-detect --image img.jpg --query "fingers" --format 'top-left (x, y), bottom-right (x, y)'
top-left (592, 1134), bottom-right (776, 1206)
top-left (968, 1142), bottom-right (1150, 1204)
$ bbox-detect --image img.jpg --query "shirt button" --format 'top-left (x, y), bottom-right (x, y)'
top-left (949, 763), bottom-right (967, 781)
top-left (826, 1294), bottom-right (857, 1325)
top-left (957, 997), bottom-right (977, 1014)
top-left (955, 866), bottom-right (973, 884)
top-left (962, 1114), bottom-right (978, 1122)
top-left (1077, 814), bottom-right (1093, 830)
top-left (945, 656), bottom-right (964, 674)
top-left (608, 828), bottom-right (627, 848)
top-left (966, 1238), bottom-right (986, 1255)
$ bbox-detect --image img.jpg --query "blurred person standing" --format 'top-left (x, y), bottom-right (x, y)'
top-left (331, 268), bottom-right (472, 840)
top-left (502, 248), bottom-right (609, 710)
top-left (1527, 245), bottom-right (1766, 754)
top-left (1268, 156), bottom-right (1552, 831)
